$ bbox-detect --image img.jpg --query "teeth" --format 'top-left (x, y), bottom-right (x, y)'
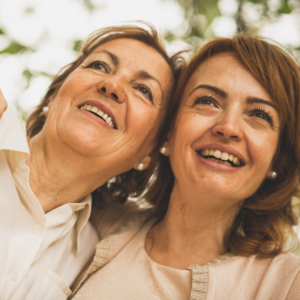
top-left (91, 107), bottom-right (98, 113)
top-left (80, 105), bottom-right (115, 129)
top-left (214, 150), bottom-right (221, 159)
top-left (221, 152), bottom-right (228, 161)
top-left (199, 148), bottom-right (241, 167)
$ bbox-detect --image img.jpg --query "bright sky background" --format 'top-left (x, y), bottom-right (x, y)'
top-left (0, 0), bottom-right (299, 114)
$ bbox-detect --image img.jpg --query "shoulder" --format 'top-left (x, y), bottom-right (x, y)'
top-left (248, 252), bottom-right (300, 272)
top-left (215, 252), bottom-right (300, 282)
top-left (269, 252), bottom-right (300, 267)
top-left (287, 270), bottom-right (300, 300)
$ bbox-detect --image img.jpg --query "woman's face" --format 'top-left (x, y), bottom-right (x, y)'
top-left (168, 52), bottom-right (280, 206)
top-left (42, 38), bottom-right (173, 172)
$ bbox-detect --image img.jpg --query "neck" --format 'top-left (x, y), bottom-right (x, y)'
top-left (27, 133), bottom-right (117, 214)
top-left (146, 181), bottom-right (241, 269)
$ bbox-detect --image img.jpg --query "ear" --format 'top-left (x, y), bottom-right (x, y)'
top-left (133, 155), bottom-right (152, 171)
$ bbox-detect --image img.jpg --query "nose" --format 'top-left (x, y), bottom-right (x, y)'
top-left (97, 77), bottom-right (125, 103)
top-left (212, 112), bottom-right (243, 141)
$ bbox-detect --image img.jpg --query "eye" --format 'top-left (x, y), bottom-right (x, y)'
top-left (193, 94), bottom-right (218, 107)
top-left (251, 107), bottom-right (274, 125)
top-left (85, 61), bottom-right (109, 72)
top-left (135, 85), bottom-right (153, 101)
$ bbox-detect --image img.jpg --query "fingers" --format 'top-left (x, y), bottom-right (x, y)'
top-left (0, 89), bottom-right (8, 119)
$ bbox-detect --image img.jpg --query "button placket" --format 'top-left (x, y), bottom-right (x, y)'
top-left (9, 271), bottom-right (18, 282)
top-left (32, 224), bottom-right (43, 235)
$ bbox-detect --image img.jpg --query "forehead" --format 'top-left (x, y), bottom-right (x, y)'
top-left (91, 38), bottom-right (169, 72)
top-left (182, 52), bottom-right (271, 101)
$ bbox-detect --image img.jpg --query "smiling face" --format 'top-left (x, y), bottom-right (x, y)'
top-left (168, 52), bottom-right (280, 207)
top-left (41, 38), bottom-right (173, 173)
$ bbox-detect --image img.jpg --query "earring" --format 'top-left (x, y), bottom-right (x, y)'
top-left (42, 106), bottom-right (49, 116)
top-left (160, 147), bottom-right (167, 154)
top-left (137, 163), bottom-right (144, 171)
top-left (160, 141), bottom-right (169, 156)
top-left (268, 171), bottom-right (277, 180)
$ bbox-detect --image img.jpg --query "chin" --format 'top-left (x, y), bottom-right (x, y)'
top-left (57, 128), bottom-right (104, 157)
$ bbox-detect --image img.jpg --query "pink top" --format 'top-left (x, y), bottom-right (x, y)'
top-left (70, 211), bottom-right (300, 300)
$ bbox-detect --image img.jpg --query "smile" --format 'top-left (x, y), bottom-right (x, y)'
top-left (80, 104), bottom-right (116, 129)
top-left (198, 149), bottom-right (242, 167)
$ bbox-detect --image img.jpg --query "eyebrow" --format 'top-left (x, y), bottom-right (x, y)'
top-left (189, 84), bottom-right (277, 110)
top-left (93, 50), bottom-right (119, 65)
top-left (246, 97), bottom-right (277, 110)
top-left (189, 84), bottom-right (228, 98)
top-left (138, 70), bottom-right (164, 99)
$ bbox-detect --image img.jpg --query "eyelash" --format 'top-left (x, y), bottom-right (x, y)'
top-left (193, 95), bottom-right (274, 125)
top-left (85, 60), bottom-right (109, 72)
top-left (251, 107), bottom-right (274, 125)
top-left (193, 94), bottom-right (217, 106)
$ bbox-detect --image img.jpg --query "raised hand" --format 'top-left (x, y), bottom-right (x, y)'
top-left (0, 90), bottom-right (7, 119)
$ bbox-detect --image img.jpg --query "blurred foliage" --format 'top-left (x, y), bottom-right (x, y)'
top-left (0, 41), bottom-right (32, 55)
top-left (0, 0), bottom-right (299, 106)
top-left (168, 0), bottom-right (300, 58)
top-left (0, 28), bottom-right (33, 54)
top-left (73, 39), bottom-right (83, 52)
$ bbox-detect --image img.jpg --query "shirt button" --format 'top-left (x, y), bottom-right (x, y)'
top-left (32, 224), bottom-right (43, 235)
top-left (9, 271), bottom-right (18, 282)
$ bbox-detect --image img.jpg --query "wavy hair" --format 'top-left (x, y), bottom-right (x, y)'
top-left (149, 35), bottom-right (300, 258)
top-left (26, 21), bottom-right (186, 206)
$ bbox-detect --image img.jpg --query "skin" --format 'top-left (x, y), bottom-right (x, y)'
top-left (11, 38), bottom-right (173, 213)
top-left (145, 52), bottom-right (280, 269)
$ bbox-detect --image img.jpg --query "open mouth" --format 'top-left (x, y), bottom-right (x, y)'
top-left (80, 104), bottom-right (116, 129)
top-left (197, 149), bottom-right (242, 167)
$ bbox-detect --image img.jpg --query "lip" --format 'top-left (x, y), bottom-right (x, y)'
top-left (78, 100), bottom-right (117, 129)
top-left (193, 143), bottom-right (246, 165)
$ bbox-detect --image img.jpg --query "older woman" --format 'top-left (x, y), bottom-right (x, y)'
top-left (70, 35), bottom-right (300, 300)
top-left (0, 23), bottom-right (184, 300)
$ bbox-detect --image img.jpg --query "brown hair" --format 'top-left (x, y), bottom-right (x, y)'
top-left (148, 35), bottom-right (300, 258)
top-left (26, 21), bottom-right (186, 206)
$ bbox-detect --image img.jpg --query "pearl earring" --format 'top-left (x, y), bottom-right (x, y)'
top-left (42, 106), bottom-right (49, 115)
top-left (268, 171), bottom-right (277, 180)
top-left (137, 163), bottom-right (144, 170)
top-left (160, 147), bottom-right (167, 154)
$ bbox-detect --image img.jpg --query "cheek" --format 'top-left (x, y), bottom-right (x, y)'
top-left (248, 130), bottom-right (279, 172)
top-left (127, 103), bottom-right (161, 143)
top-left (56, 71), bottom-right (96, 104)
top-left (168, 116), bottom-right (195, 170)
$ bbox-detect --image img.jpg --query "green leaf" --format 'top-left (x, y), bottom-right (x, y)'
top-left (278, 0), bottom-right (292, 14)
top-left (0, 41), bottom-right (32, 55)
top-left (73, 40), bottom-right (82, 52)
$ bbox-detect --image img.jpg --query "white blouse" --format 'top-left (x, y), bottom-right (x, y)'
top-left (0, 108), bottom-right (99, 300)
